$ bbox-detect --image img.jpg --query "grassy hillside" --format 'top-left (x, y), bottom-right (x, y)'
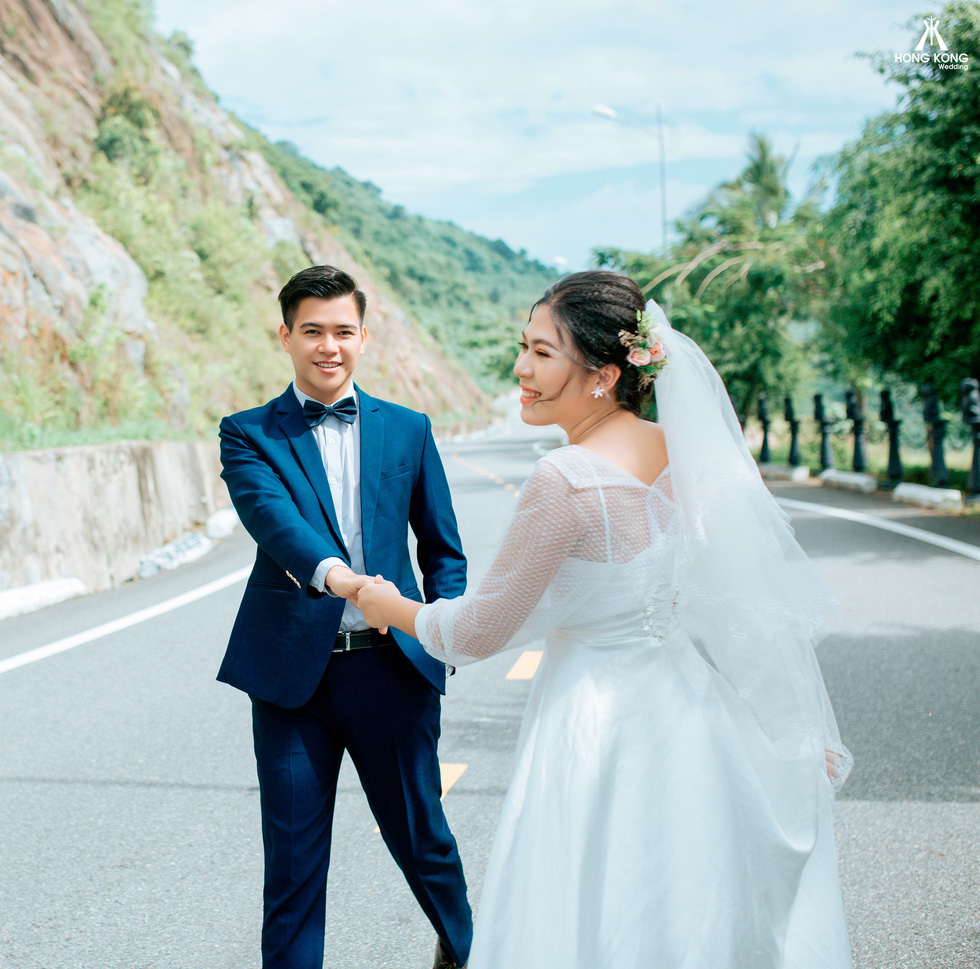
top-left (260, 140), bottom-right (557, 387)
top-left (0, 0), bottom-right (555, 451)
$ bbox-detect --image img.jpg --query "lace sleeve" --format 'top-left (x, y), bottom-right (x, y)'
top-left (416, 455), bottom-right (585, 665)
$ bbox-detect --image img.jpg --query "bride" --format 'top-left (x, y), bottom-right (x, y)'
top-left (355, 271), bottom-right (853, 968)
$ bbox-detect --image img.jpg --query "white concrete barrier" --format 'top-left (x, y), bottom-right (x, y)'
top-left (0, 578), bottom-right (87, 621)
top-left (0, 441), bottom-right (231, 596)
top-left (819, 469), bottom-right (878, 494)
top-left (138, 532), bottom-right (214, 579)
top-left (759, 463), bottom-right (811, 482)
top-left (206, 507), bottom-right (239, 539)
top-left (892, 482), bottom-right (964, 512)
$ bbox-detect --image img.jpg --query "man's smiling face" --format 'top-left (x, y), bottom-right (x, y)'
top-left (279, 294), bottom-right (367, 403)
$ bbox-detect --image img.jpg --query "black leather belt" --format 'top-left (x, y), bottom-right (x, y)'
top-left (332, 629), bottom-right (390, 653)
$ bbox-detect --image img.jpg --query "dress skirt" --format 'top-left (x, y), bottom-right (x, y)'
top-left (465, 615), bottom-right (852, 969)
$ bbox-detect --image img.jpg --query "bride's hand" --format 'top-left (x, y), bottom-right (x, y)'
top-left (354, 575), bottom-right (401, 633)
top-left (825, 749), bottom-right (840, 781)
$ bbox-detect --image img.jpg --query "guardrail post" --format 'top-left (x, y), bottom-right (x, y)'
top-left (845, 390), bottom-right (867, 473)
top-left (757, 395), bottom-right (771, 463)
top-left (813, 394), bottom-right (834, 471)
top-left (729, 392), bottom-right (745, 428)
top-left (784, 397), bottom-right (801, 466)
top-left (880, 389), bottom-right (904, 487)
top-left (921, 382), bottom-right (950, 487)
top-left (962, 378), bottom-right (980, 503)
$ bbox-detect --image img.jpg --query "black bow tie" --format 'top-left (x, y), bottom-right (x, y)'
top-left (303, 396), bottom-right (357, 427)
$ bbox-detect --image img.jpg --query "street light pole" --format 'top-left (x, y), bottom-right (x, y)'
top-left (592, 103), bottom-right (668, 254)
top-left (656, 104), bottom-right (667, 257)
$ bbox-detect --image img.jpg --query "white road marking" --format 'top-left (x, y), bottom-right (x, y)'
top-left (776, 497), bottom-right (980, 563)
top-left (14, 492), bottom-right (969, 680)
top-left (0, 566), bottom-right (252, 677)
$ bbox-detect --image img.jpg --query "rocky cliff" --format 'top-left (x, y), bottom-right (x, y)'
top-left (0, 0), bottom-right (487, 448)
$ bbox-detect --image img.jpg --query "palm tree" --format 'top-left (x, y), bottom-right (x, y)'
top-left (621, 134), bottom-right (831, 415)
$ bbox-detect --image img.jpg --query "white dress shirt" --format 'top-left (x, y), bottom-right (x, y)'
top-left (291, 382), bottom-right (369, 632)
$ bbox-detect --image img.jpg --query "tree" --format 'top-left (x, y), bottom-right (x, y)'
top-left (598, 134), bottom-right (831, 415)
top-left (824, 2), bottom-right (980, 405)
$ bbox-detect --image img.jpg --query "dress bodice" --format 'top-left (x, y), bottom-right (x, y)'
top-left (417, 446), bottom-right (680, 665)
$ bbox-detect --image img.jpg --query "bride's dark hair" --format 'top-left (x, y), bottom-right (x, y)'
top-left (531, 270), bottom-right (651, 416)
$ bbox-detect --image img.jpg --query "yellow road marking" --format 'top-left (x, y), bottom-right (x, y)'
top-left (451, 453), bottom-right (520, 500)
top-left (373, 763), bottom-right (468, 833)
top-left (439, 762), bottom-right (467, 795)
top-left (506, 650), bottom-right (543, 680)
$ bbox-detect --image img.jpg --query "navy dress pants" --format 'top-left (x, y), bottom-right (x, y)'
top-left (251, 643), bottom-right (473, 969)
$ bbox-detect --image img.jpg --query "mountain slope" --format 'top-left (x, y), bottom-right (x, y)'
top-left (0, 0), bottom-right (553, 449)
top-left (262, 141), bottom-right (557, 384)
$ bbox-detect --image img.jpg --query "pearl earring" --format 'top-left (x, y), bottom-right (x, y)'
top-left (591, 387), bottom-right (605, 399)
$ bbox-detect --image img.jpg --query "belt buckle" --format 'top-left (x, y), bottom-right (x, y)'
top-left (342, 631), bottom-right (352, 652)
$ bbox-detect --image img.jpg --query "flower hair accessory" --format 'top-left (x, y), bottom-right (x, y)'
top-left (619, 308), bottom-right (667, 389)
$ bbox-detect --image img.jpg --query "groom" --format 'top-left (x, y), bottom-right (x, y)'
top-left (217, 265), bottom-right (473, 969)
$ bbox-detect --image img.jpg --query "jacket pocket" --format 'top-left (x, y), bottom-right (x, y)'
top-left (380, 463), bottom-right (411, 479)
top-left (247, 582), bottom-right (294, 593)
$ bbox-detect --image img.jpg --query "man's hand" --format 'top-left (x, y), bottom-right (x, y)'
top-left (325, 565), bottom-right (372, 599)
top-left (354, 575), bottom-right (401, 634)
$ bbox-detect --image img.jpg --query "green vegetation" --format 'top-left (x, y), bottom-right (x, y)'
top-left (83, 0), bottom-right (155, 79)
top-left (0, 0), bottom-right (556, 450)
top-left (260, 140), bottom-right (556, 385)
top-left (824, 1), bottom-right (980, 405)
top-left (0, 286), bottom-right (172, 451)
top-left (600, 3), bottom-right (979, 447)
top-left (70, 103), bottom-right (285, 435)
top-left (597, 134), bottom-right (830, 416)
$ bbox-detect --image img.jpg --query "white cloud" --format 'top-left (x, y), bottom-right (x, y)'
top-left (154, 0), bottom-right (927, 262)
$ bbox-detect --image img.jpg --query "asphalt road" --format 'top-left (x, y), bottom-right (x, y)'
top-left (0, 422), bottom-right (978, 969)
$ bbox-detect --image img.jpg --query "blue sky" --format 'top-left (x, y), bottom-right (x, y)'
top-left (153, 0), bottom-right (936, 269)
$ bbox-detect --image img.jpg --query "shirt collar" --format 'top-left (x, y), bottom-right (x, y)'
top-left (291, 381), bottom-right (359, 413)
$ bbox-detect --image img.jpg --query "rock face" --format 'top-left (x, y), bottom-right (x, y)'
top-left (0, 171), bottom-right (156, 345)
top-left (0, 0), bottom-right (485, 430)
top-left (0, 0), bottom-right (155, 349)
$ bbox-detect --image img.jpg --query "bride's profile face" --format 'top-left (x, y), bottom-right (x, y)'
top-left (514, 304), bottom-right (589, 426)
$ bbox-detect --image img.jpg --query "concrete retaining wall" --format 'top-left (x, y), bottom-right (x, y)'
top-left (0, 440), bottom-right (229, 594)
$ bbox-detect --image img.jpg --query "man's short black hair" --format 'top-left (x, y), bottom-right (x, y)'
top-left (277, 265), bottom-right (367, 331)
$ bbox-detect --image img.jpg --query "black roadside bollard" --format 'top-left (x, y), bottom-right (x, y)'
top-left (757, 396), bottom-right (771, 464)
top-left (880, 389), bottom-right (904, 486)
top-left (921, 382), bottom-right (950, 487)
top-left (729, 392), bottom-right (745, 429)
top-left (784, 397), bottom-right (801, 467)
top-left (813, 394), bottom-right (834, 471)
top-left (844, 390), bottom-right (867, 472)
top-left (962, 378), bottom-right (980, 502)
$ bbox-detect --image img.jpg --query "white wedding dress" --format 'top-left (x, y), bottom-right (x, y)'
top-left (416, 444), bottom-right (852, 968)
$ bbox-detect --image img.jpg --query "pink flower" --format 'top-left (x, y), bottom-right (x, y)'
top-left (627, 346), bottom-right (652, 367)
top-left (648, 339), bottom-right (666, 362)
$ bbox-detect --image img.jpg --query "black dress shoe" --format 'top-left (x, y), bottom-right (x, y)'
top-left (433, 938), bottom-right (463, 969)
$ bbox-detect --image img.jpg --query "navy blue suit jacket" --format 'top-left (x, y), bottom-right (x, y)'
top-left (217, 384), bottom-right (466, 706)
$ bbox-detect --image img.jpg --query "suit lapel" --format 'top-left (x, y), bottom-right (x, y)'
top-left (356, 385), bottom-right (384, 564)
top-left (276, 388), bottom-right (348, 556)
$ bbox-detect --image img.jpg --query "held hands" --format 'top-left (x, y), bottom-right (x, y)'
top-left (324, 565), bottom-right (373, 599)
top-left (326, 566), bottom-right (401, 634)
top-left (353, 575), bottom-right (402, 632)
